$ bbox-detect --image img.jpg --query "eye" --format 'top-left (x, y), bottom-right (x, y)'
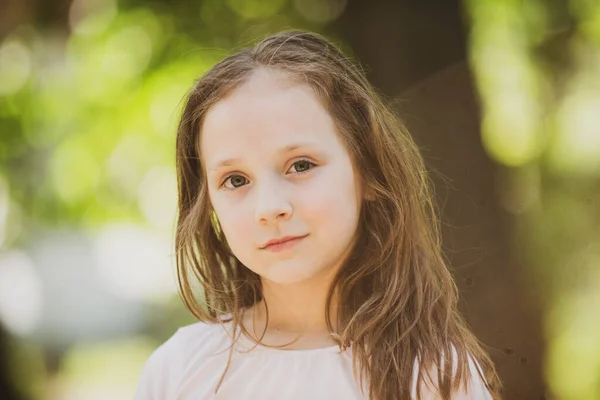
top-left (290, 159), bottom-right (315, 174)
top-left (221, 158), bottom-right (316, 191)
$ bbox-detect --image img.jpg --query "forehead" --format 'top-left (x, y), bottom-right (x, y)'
top-left (200, 69), bottom-right (341, 169)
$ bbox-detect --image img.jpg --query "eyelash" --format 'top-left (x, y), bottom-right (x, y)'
top-left (220, 159), bottom-right (316, 191)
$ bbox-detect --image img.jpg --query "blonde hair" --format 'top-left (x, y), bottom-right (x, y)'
top-left (174, 30), bottom-right (502, 400)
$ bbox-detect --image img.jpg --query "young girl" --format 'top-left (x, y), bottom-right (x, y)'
top-left (134, 30), bottom-right (502, 400)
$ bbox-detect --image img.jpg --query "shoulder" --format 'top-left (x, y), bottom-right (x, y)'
top-left (133, 321), bottom-right (229, 400)
top-left (411, 346), bottom-right (493, 400)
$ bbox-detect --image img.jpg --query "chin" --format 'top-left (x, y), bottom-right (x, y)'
top-left (260, 265), bottom-right (322, 286)
top-left (262, 273), bottom-right (315, 286)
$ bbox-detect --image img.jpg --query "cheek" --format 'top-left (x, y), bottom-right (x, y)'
top-left (212, 203), bottom-right (251, 252)
top-left (301, 170), bottom-right (360, 235)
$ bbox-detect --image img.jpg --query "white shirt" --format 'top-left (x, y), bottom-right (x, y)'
top-left (134, 320), bottom-right (493, 399)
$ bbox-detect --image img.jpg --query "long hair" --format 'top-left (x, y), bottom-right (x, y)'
top-left (174, 30), bottom-right (502, 400)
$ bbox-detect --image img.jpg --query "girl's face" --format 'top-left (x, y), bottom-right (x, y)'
top-left (201, 68), bottom-right (364, 285)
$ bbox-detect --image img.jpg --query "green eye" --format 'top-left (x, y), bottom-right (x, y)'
top-left (221, 158), bottom-right (316, 191)
top-left (292, 159), bottom-right (314, 173)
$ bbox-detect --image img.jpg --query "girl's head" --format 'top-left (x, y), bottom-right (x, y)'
top-left (200, 67), bottom-right (364, 286)
top-left (175, 31), bottom-right (501, 399)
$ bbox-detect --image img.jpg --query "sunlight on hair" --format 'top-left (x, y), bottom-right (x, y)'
top-left (0, 37), bottom-right (32, 96)
top-left (0, 250), bottom-right (43, 336)
top-left (209, 210), bottom-right (222, 236)
top-left (93, 223), bottom-right (177, 302)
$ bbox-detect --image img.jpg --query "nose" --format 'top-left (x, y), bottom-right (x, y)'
top-left (254, 179), bottom-right (293, 223)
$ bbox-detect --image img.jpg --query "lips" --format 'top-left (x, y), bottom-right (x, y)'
top-left (261, 234), bottom-right (308, 250)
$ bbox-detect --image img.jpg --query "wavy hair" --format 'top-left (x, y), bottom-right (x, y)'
top-left (174, 30), bottom-right (502, 400)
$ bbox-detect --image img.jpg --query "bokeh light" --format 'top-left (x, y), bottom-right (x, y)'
top-left (0, 250), bottom-right (43, 336)
top-left (466, 0), bottom-right (600, 398)
top-left (69, 0), bottom-right (118, 37)
top-left (93, 223), bottom-right (177, 302)
top-left (0, 36), bottom-right (32, 95)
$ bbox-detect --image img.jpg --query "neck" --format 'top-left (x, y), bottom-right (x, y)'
top-left (241, 269), bottom-right (341, 349)
top-left (258, 278), bottom-right (338, 333)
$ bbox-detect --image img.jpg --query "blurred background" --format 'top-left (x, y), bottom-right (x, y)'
top-left (0, 0), bottom-right (598, 399)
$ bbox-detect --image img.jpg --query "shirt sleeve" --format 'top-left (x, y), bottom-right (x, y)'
top-left (133, 331), bottom-right (182, 400)
top-left (455, 355), bottom-right (493, 400)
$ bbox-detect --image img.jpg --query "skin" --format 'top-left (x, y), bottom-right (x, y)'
top-left (200, 68), bottom-right (366, 348)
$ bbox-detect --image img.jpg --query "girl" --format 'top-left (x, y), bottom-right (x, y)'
top-left (135, 30), bottom-right (502, 399)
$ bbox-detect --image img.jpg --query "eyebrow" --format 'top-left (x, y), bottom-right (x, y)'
top-left (208, 142), bottom-right (319, 172)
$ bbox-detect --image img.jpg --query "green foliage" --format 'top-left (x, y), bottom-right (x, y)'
top-left (0, 0), bottom-right (330, 248)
